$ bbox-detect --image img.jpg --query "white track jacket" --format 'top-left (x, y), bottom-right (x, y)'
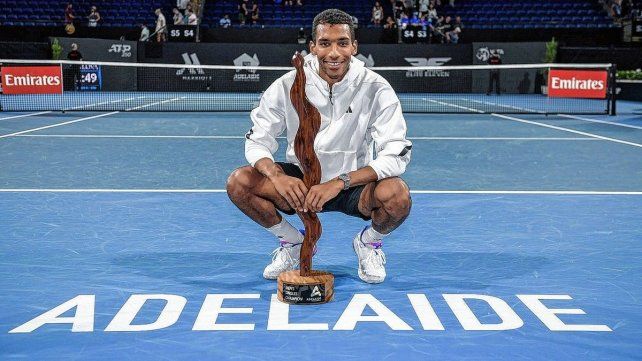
top-left (245, 53), bottom-right (412, 183)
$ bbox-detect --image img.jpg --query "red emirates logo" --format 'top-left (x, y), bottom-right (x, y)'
top-left (1, 66), bottom-right (63, 94)
top-left (548, 69), bottom-right (608, 99)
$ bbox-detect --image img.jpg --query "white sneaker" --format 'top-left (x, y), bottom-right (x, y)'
top-left (263, 241), bottom-right (301, 280)
top-left (353, 227), bottom-right (387, 283)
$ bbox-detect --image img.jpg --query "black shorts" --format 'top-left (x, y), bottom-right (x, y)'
top-left (276, 162), bottom-right (370, 220)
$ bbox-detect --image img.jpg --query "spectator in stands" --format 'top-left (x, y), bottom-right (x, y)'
top-left (283, 0), bottom-right (294, 6)
top-left (611, 0), bottom-right (623, 18)
top-left (426, 3), bottom-right (437, 21)
top-left (372, 2), bottom-right (384, 26)
top-left (87, 6), bottom-right (101, 27)
top-left (139, 24), bottom-right (150, 41)
top-left (487, 49), bottom-right (502, 95)
top-left (177, 0), bottom-right (189, 14)
top-left (65, 3), bottom-right (75, 24)
top-left (352, 14), bottom-right (359, 28)
top-left (173, 8), bottom-right (184, 25)
top-left (66, 43), bottom-right (82, 91)
top-left (155, 8), bottom-right (167, 42)
top-left (431, 15), bottom-right (445, 42)
top-left (418, 0), bottom-right (430, 17)
top-left (238, 0), bottom-right (249, 25)
top-left (392, 0), bottom-right (405, 21)
top-left (447, 16), bottom-right (462, 43)
top-left (220, 14), bottom-right (232, 28)
top-left (398, 12), bottom-right (409, 28)
top-left (403, 0), bottom-right (415, 14)
top-left (383, 15), bottom-right (397, 29)
top-left (438, 15), bottom-right (453, 43)
top-left (295, 0), bottom-right (303, 7)
top-left (250, 1), bottom-right (260, 25)
top-left (186, 9), bottom-right (198, 25)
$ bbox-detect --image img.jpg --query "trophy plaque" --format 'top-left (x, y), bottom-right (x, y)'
top-left (277, 52), bottom-right (334, 305)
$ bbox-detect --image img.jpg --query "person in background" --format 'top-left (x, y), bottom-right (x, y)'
top-left (87, 6), bottom-right (100, 27)
top-left (447, 15), bottom-right (462, 44)
top-left (372, 1), bottom-right (384, 26)
top-left (66, 43), bottom-right (82, 91)
top-left (177, 0), bottom-right (189, 13)
top-left (238, 0), bottom-right (249, 25)
top-left (250, 1), bottom-right (260, 25)
top-left (139, 24), bottom-right (150, 41)
top-left (64, 3), bottom-right (75, 24)
top-left (186, 9), bottom-right (198, 25)
top-left (155, 8), bottom-right (167, 42)
top-left (219, 14), bottom-right (231, 28)
top-left (487, 49), bottom-right (502, 95)
top-left (173, 8), bottom-right (184, 25)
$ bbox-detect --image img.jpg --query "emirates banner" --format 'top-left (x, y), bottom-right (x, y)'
top-left (1, 65), bottom-right (63, 94)
top-left (548, 69), bottom-right (607, 99)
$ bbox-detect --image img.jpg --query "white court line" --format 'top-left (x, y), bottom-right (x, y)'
top-left (0, 111), bottom-right (52, 120)
top-left (466, 98), bottom-right (546, 114)
top-left (558, 114), bottom-right (642, 130)
top-left (125, 97), bottom-right (185, 111)
top-left (13, 134), bottom-right (600, 141)
top-left (0, 112), bottom-right (119, 139)
top-left (0, 188), bottom-right (641, 195)
top-left (426, 99), bottom-right (484, 113)
top-left (63, 96), bottom-right (146, 111)
top-left (492, 113), bottom-right (642, 149)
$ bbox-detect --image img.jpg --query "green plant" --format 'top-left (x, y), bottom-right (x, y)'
top-left (51, 38), bottom-right (62, 60)
top-left (544, 37), bottom-right (558, 63)
top-left (542, 37), bottom-right (558, 85)
top-left (617, 69), bottom-right (642, 80)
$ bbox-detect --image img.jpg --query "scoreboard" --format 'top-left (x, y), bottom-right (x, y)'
top-left (169, 25), bottom-right (197, 42)
top-left (79, 64), bottom-right (102, 91)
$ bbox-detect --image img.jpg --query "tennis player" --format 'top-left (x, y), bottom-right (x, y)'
top-left (227, 9), bottom-right (412, 284)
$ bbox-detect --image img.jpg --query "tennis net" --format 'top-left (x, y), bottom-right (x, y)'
top-left (0, 59), bottom-right (616, 114)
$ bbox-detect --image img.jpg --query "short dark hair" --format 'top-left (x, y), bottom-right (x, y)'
top-left (311, 9), bottom-right (355, 42)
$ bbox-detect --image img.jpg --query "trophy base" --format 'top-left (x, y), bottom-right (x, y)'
top-left (277, 270), bottom-right (334, 305)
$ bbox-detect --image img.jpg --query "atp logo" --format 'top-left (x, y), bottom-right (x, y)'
top-left (108, 44), bottom-right (132, 58)
top-left (233, 53), bottom-right (260, 82)
top-left (404, 57), bottom-right (452, 78)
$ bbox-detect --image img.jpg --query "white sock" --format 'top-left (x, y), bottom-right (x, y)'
top-left (267, 217), bottom-right (303, 245)
top-left (360, 225), bottom-right (388, 249)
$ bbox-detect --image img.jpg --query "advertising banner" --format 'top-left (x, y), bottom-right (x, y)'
top-left (1, 65), bottom-right (63, 94)
top-left (50, 37), bottom-right (137, 91)
top-left (472, 42), bottom-right (546, 94)
top-left (548, 69), bottom-right (607, 99)
top-left (138, 43), bottom-right (472, 93)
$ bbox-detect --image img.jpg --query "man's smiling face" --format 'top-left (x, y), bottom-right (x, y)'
top-left (310, 23), bottom-right (357, 87)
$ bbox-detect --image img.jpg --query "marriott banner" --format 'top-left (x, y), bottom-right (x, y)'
top-left (548, 69), bottom-right (608, 99)
top-left (1, 66), bottom-right (63, 94)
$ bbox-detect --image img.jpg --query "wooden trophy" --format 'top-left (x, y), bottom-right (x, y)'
top-left (277, 52), bottom-right (334, 305)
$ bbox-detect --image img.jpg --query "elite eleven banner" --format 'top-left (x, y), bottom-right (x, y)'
top-left (1, 66), bottom-right (63, 94)
top-left (548, 69), bottom-right (608, 99)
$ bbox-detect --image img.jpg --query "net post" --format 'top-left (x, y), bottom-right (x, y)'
top-left (608, 64), bottom-right (617, 116)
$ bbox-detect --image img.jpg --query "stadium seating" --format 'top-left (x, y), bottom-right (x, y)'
top-left (0, 0), bottom-right (616, 30)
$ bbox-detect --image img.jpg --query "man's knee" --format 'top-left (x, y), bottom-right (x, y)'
top-left (373, 177), bottom-right (411, 219)
top-left (226, 166), bottom-right (257, 199)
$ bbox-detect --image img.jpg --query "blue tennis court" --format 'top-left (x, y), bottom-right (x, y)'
top-left (1, 101), bottom-right (641, 360)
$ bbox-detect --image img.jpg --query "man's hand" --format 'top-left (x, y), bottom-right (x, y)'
top-left (271, 174), bottom-right (308, 212)
top-left (304, 179), bottom-right (343, 213)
